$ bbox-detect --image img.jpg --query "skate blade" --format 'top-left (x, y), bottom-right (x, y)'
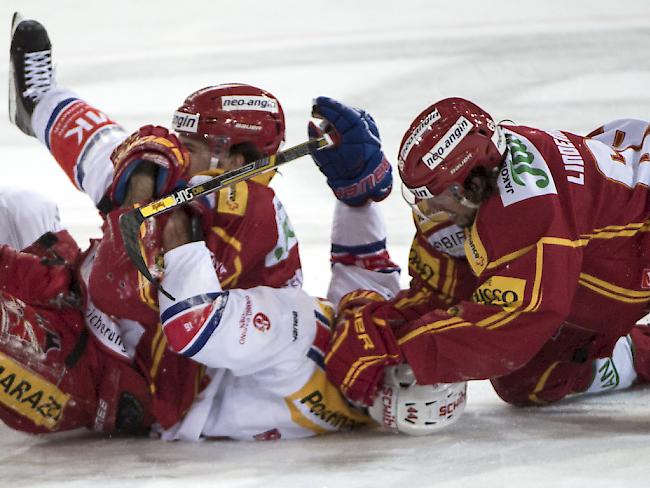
top-left (8, 12), bottom-right (23, 127)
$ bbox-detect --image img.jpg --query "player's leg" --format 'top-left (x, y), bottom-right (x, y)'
top-left (9, 15), bottom-right (128, 205)
top-left (582, 324), bottom-right (650, 394)
top-left (0, 290), bottom-right (153, 435)
top-left (491, 324), bottom-right (643, 405)
top-left (490, 324), bottom-right (599, 405)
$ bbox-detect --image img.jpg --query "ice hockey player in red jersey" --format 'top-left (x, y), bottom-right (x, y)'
top-left (3, 14), bottom-right (302, 436)
top-left (324, 96), bottom-right (650, 408)
top-left (372, 115), bottom-right (650, 407)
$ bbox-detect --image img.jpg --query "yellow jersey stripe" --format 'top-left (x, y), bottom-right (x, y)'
top-left (212, 226), bottom-right (242, 252)
top-left (398, 317), bottom-right (467, 345)
top-left (219, 256), bottom-right (242, 288)
top-left (527, 361), bottom-right (560, 405)
top-left (579, 273), bottom-right (650, 299)
top-left (578, 279), bottom-right (650, 304)
top-left (486, 244), bottom-right (536, 270)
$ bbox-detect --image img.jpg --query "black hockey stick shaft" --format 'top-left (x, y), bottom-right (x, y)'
top-left (119, 134), bottom-right (334, 300)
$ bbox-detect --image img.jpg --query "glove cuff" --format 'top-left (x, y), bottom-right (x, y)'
top-left (328, 156), bottom-right (393, 206)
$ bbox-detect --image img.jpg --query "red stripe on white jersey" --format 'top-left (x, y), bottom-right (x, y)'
top-left (162, 305), bottom-right (213, 353)
top-left (48, 100), bottom-right (120, 189)
top-left (313, 320), bottom-right (331, 356)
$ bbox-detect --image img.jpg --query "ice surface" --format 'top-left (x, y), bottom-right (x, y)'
top-left (0, 1), bottom-right (649, 486)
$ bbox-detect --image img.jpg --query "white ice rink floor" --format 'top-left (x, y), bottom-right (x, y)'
top-left (0, 1), bottom-right (649, 486)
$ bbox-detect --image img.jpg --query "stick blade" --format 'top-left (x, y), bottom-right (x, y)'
top-left (118, 210), bottom-right (151, 281)
top-left (119, 209), bottom-right (176, 301)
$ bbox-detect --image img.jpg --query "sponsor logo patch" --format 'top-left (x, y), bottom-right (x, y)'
top-left (471, 275), bottom-right (527, 311)
top-left (400, 108), bottom-right (441, 162)
top-left (299, 389), bottom-right (366, 431)
top-left (172, 111), bottom-right (199, 133)
top-left (253, 312), bottom-right (271, 332)
top-left (221, 95), bottom-right (279, 113)
top-left (266, 197), bottom-right (298, 267)
top-left (238, 296), bottom-right (253, 344)
top-left (427, 225), bottom-right (466, 258)
top-left (498, 131), bottom-right (558, 207)
top-left (375, 384), bottom-right (397, 429)
top-left (0, 352), bottom-right (70, 429)
top-left (594, 358), bottom-right (620, 390)
top-left (292, 311), bottom-right (299, 342)
top-left (410, 185), bottom-right (435, 199)
top-left (422, 116), bottom-right (473, 170)
top-left (85, 301), bottom-right (130, 359)
top-left (465, 224), bottom-right (488, 275)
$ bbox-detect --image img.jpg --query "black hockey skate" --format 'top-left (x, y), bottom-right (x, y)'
top-left (9, 12), bottom-right (54, 137)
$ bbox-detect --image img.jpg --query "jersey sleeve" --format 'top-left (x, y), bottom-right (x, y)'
top-left (397, 218), bottom-right (582, 383)
top-left (158, 241), bottom-right (320, 376)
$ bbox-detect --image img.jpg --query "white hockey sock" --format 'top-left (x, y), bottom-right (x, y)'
top-left (585, 335), bottom-right (638, 394)
top-left (31, 87), bottom-right (80, 146)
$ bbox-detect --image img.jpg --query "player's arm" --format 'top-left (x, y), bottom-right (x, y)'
top-left (397, 235), bottom-right (582, 385)
top-left (326, 194), bottom-right (583, 405)
top-left (156, 229), bottom-right (322, 374)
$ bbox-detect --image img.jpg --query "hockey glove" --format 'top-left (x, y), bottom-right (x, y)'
top-left (109, 125), bottom-right (190, 206)
top-left (0, 245), bottom-right (72, 308)
top-left (325, 295), bottom-right (405, 407)
top-left (308, 96), bottom-right (392, 206)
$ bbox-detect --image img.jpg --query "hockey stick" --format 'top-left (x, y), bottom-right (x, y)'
top-left (119, 134), bottom-right (334, 300)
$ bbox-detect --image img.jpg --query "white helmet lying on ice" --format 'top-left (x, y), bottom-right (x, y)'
top-left (368, 364), bottom-right (467, 436)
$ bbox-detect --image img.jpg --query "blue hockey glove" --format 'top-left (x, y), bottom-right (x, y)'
top-left (308, 96), bottom-right (392, 206)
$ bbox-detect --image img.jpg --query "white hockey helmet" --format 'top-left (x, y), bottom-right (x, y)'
top-left (368, 364), bottom-right (467, 436)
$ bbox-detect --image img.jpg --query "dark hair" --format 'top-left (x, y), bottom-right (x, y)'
top-left (229, 142), bottom-right (262, 164)
top-left (463, 164), bottom-right (502, 205)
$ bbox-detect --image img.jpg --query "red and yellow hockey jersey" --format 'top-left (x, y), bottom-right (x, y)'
top-left (89, 179), bottom-right (302, 429)
top-left (393, 217), bottom-right (477, 318)
top-left (397, 120), bottom-right (650, 385)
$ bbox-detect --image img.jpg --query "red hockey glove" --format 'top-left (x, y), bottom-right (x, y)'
top-left (0, 245), bottom-right (72, 308)
top-left (89, 206), bottom-right (166, 326)
top-left (325, 295), bottom-right (406, 407)
top-left (109, 125), bottom-right (190, 206)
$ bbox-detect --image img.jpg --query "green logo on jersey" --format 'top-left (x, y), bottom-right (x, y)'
top-left (274, 218), bottom-right (296, 260)
top-left (508, 135), bottom-right (550, 189)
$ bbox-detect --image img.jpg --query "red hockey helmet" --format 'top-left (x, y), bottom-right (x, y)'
top-left (398, 97), bottom-right (507, 199)
top-left (172, 83), bottom-right (285, 157)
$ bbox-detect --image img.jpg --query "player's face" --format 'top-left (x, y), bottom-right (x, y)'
top-left (179, 134), bottom-right (243, 174)
top-left (415, 186), bottom-right (478, 228)
top-left (179, 135), bottom-right (212, 174)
